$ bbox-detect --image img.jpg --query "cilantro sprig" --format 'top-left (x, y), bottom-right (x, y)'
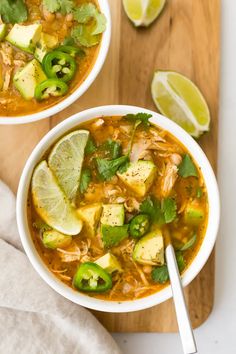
top-left (0, 0), bottom-right (28, 23)
top-left (125, 112), bottom-right (152, 127)
top-left (178, 154), bottom-right (198, 178)
top-left (79, 168), bottom-right (92, 194)
top-left (43, 0), bottom-right (74, 14)
top-left (140, 196), bottom-right (177, 225)
top-left (151, 252), bottom-right (186, 284)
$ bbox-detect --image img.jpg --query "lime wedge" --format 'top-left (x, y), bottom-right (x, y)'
top-left (48, 130), bottom-right (89, 204)
top-left (123, 0), bottom-right (166, 27)
top-left (32, 161), bottom-right (83, 236)
top-left (151, 71), bottom-right (210, 138)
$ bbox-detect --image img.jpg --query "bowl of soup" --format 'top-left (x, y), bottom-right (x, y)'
top-left (16, 105), bottom-right (220, 312)
top-left (0, 0), bottom-right (111, 124)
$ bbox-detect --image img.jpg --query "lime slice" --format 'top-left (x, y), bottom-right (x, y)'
top-left (151, 71), bottom-right (210, 138)
top-left (48, 130), bottom-right (89, 204)
top-left (32, 161), bottom-right (83, 236)
top-left (122, 0), bottom-right (166, 27)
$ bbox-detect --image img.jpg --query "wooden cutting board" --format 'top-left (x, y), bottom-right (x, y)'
top-left (0, 0), bottom-right (220, 332)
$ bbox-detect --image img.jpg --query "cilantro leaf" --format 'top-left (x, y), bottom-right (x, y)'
top-left (96, 155), bottom-right (129, 181)
top-left (178, 154), bottom-right (198, 178)
top-left (73, 3), bottom-right (96, 23)
top-left (0, 0), bottom-right (28, 23)
top-left (100, 139), bottom-right (121, 159)
top-left (85, 138), bottom-right (97, 155)
top-left (140, 196), bottom-right (177, 225)
top-left (59, 0), bottom-right (74, 14)
top-left (176, 251), bottom-right (186, 272)
top-left (196, 187), bottom-right (202, 198)
top-left (162, 198), bottom-right (177, 223)
top-left (151, 252), bottom-right (186, 284)
top-left (73, 3), bottom-right (107, 35)
top-left (43, 0), bottom-right (74, 14)
top-left (71, 24), bottom-right (100, 47)
top-left (43, 0), bottom-right (60, 13)
top-left (79, 168), bottom-right (92, 193)
top-left (125, 112), bottom-right (152, 126)
top-left (140, 196), bottom-right (164, 225)
top-left (180, 234), bottom-right (197, 251)
top-left (151, 265), bottom-right (169, 284)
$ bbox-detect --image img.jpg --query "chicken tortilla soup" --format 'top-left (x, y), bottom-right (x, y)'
top-left (28, 113), bottom-right (208, 301)
top-left (0, 0), bottom-right (106, 117)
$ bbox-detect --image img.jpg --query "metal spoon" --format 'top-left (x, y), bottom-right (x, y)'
top-left (165, 244), bottom-right (197, 354)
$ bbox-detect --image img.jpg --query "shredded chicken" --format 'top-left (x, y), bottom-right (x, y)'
top-left (91, 118), bottom-right (104, 130)
top-left (13, 59), bottom-right (26, 68)
top-left (0, 43), bottom-right (13, 66)
top-left (57, 247), bottom-right (81, 262)
top-left (3, 68), bottom-right (12, 91)
top-left (132, 261), bottom-right (149, 286)
top-left (124, 197), bottom-right (140, 212)
top-left (161, 161), bottom-right (178, 197)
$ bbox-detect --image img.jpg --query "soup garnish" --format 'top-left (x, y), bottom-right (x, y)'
top-left (28, 113), bottom-right (208, 300)
top-left (0, 0), bottom-right (106, 116)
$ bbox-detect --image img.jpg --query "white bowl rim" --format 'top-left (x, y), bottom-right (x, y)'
top-left (16, 105), bottom-right (220, 313)
top-left (0, 0), bottom-right (111, 125)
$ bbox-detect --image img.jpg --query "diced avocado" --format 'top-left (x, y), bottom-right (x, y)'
top-left (117, 160), bottom-right (156, 197)
top-left (95, 253), bottom-right (123, 273)
top-left (35, 32), bottom-right (58, 63)
top-left (77, 203), bottom-right (102, 236)
top-left (13, 59), bottom-right (47, 100)
top-left (184, 200), bottom-right (205, 226)
top-left (101, 224), bottom-right (129, 248)
top-left (0, 24), bottom-right (7, 41)
top-left (42, 230), bottom-right (72, 249)
top-left (6, 24), bottom-right (42, 53)
top-left (101, 204), bottom-right (125, 226)
top-left (133, 229), bottom-right (164, 265)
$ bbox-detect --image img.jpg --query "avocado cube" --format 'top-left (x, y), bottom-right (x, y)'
top-left (77, 203), bottom-right (102, 236)
top-left (0, 24), bottom-right (7, 41)
top-left (117, 160), bottom-right (156, 197)
top-left (101, 204), bottom-right (125, 226)
top-left (95, 253), bottom-right (123, 273)
top-left (133, 229), bottom-right (164, 265)
top-left (43, 230), bottom-right (72, 249)
top-left (184, 201), bottom-right (205, 226)
top-left (13, 59), bottom-right (47, 100)
top-left (6, 24), bottom-right (42, 53)
top-left (35, 33), bottom-right (58, 63)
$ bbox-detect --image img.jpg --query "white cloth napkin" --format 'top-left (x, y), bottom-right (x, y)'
top-left (0, 180), bottom-right (122, 354)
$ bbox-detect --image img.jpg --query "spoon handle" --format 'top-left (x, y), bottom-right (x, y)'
top-left (165, 244), bottom-right (197, 354)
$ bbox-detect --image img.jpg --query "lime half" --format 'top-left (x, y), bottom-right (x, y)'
top-left (123, 0), bottom-right (166, 27)
top-left (48, 130), bottom-right (89, 204)
top-left (32, 160), bottom-right (83, 236)
top-left (151, 71), bottom-right (210, 138)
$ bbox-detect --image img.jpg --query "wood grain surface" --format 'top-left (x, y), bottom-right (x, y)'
top-left (0, 0), bottom-right (220, 332)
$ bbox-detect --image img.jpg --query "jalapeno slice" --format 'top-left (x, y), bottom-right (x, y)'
top-left (129, 214), bottom-right (150, 238)
top-left (73, 262), bottom-right (112, 293)
top-left (42, 50), bottom-right (77, 82)
top-left (35, 79), bottom-right (68, 101)
top-left (57, 45), bottom-right (85, 58)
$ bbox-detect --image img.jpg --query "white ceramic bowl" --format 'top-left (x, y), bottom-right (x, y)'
top-left (0, 1), bottom-right (111, 125)
top-left (16, 105), bottom-right (220, 313)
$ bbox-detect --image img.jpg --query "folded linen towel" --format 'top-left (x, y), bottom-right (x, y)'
top-left (0, 180), bottom-right (122, 354)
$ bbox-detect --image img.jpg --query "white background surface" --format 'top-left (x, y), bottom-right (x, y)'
top-left (113, 1), bottom-right (236, 353)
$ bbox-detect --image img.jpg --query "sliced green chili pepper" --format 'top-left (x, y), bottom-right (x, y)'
top-left (129, 214), bottom-right (150, 238)
top-left (73, 262), bottom-right (112, 293)
top-left (42, 50), bottom-right (77, 82)
top-left (35, 79), bottom-right (68, 101)
top-left (57, 45), bottom-right (85, 58)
